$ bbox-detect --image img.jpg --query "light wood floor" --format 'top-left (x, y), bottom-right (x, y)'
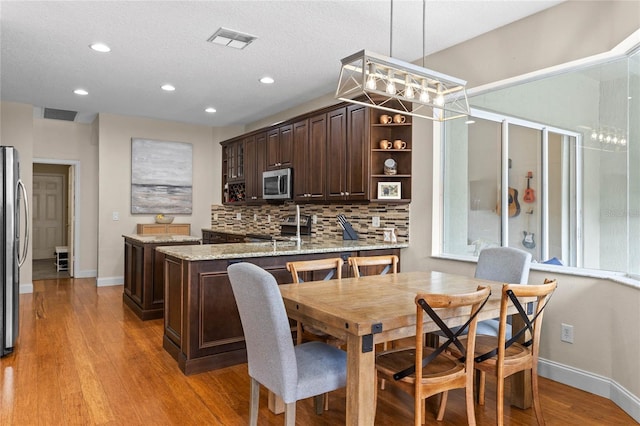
top-left (1, 277), bottom-right (635, 425)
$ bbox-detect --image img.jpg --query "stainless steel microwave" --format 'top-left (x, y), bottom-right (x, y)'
top-left (263, 168), bottom-right (292, 200)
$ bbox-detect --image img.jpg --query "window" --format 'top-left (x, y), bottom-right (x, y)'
top-left (438, 45), bottom-right (639, 277)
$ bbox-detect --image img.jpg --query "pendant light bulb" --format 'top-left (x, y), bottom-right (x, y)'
top-left (419, 79), bottom-right (429, 103)
top-left (366, 63), bottom-right (377, 90)
top-left (386, 70), bottom-right (396, 95)
top-left (404, 75), bottom-right (414, 99)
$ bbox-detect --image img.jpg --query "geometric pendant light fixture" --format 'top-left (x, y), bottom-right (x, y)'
top-left (335, 0), bottom-right (470, 121)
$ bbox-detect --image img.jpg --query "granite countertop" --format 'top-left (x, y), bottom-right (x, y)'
top-left (123, 234), bottom-right (202, 244)
top-left (156, 237), bottom-right (408, 261)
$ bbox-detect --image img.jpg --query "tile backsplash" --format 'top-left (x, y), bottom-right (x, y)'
top-left (210, 202), bottom-right (409, 243)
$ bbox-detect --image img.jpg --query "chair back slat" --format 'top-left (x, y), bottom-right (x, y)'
top-left (348, 255), bottom-right (398, 278)
top-left (287, 258), bottom-right (344, 283)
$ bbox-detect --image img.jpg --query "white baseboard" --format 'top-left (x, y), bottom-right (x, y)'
top-left (96, 276), bottom-right (124, 287)
top-left (539, 358), bottom-right (640, 423)
top-left (19, 283), bottom-right (33, 294)
top-left (75, 269), bottom-right (97, 278)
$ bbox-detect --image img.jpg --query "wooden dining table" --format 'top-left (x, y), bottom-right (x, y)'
top-left (278, 270), bottom-right (531, 425)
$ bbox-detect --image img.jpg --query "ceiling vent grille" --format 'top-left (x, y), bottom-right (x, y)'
top-left (44, 108), bottom-right (78, 121)
top-left (207, 27), bottom-right (257, 50)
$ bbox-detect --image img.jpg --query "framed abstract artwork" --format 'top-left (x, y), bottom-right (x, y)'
top-left (131, 138), bottom-right (193, 214)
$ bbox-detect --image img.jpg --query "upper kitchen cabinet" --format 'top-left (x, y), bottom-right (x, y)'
top-left (222, 138), bottom-right (246, 204)
top-left (223, 138), bottom-right (244, 182)
top-left (266, 123), bottom-right (293, 170)
top-left (293, 116), bottom-right (326, 201)
top-left (244, 132), bottom-right (267, 203)
top-left (369, 105), bottom-right (412, 202)
top-left (326, 105), bottom-right (369, 201)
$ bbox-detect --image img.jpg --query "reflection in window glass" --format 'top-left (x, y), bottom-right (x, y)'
top-left (442, 117), bottom-right (501, 256)
top-left (440, 49), bottom-right (639, 276)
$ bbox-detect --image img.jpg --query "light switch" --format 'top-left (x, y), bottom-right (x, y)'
top-left (112, 211), bottom-right (119, 221)
top-left (372, 216), bottom-right (380, 227)
top-left (236, 213), bottom-right (242, 220)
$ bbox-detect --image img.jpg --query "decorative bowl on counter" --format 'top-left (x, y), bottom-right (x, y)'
top-left (155, 214), bottom-right (175, 224)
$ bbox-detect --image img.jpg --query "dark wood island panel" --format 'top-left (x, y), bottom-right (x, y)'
top-left (161, 247), bottom-right (401, 375)
top-left (123, 234), bottom-right (201, 320)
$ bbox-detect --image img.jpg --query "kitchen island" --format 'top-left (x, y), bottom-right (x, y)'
top-left (123, 233), bottom-right (201, 320)
top-left (156, 238), bottom-right (407, 375)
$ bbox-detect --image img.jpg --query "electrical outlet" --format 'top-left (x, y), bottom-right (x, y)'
top-left (372, 216), bottom-right (380, 227)
top-left (312, 215), bottom-right (318, 225)
top-left (254, 214), bottom-right (257, 221)
top-left (213, 213), bottom-right (218, 221)
top-left (267, 214), bottom-right (271, 223)
top-left (112, 211), bottom-right (119, 221)
top-left (236, 213), bottom-right (241, 221)
top-left (561, 323), bottom-right (574, 343)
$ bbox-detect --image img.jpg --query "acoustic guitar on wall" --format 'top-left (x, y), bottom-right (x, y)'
top-left (497, 187), bottom-right (521, 217)
top-left (496, 159), bottom-right (521, 217)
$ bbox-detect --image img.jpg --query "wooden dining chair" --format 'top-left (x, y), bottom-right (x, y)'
top-left (228, 262), bottom-right (347, 426)
top-left (348, 254), bottom-right (399, 390)
top-left (450, 279), bottom-right (557, 426)
top-left (347, 254), bottom-right (398, 278)
top-left (375, 286), bottom-right (491, 426)
top-left (286, 258), bottom-right (344, 345)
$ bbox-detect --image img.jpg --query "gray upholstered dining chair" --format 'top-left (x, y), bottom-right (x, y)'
top-left (474, 247), bottom-right (532, 337)
top-left (228, 262), bottom-right (347, 426)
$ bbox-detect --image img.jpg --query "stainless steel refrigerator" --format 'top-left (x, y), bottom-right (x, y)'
top-left (1, 146), bottom-right (29, 357)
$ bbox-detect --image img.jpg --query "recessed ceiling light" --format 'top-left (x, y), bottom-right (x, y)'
top-left (74, 89), bottom-right (89, 96)
top-left (89, 43), bottom-right (111, 53)
top-left (205, 107), bottom-right (217, 113)
top-left (161, 84), bottom-right (176, 92)
top-left (260, 77), bottom-right (274, 84)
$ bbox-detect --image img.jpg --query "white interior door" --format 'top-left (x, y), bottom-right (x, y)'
top-left (32, 173), bottom-right (66, 260)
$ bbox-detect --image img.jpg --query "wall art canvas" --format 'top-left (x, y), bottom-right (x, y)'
top-left (131, 138), bottom-right (193, 214)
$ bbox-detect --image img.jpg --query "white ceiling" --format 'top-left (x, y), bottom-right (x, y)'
top-left (0, 0), bottom-right (563, 127)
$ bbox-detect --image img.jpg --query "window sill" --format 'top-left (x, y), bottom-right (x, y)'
top-left (432, 254), bottom-right (640, 290)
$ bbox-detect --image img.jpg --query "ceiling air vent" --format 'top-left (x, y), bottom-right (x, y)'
top-left (44, 108), bottom-right (78, 121)
top-left (207, 27), bottom-right (257, 50)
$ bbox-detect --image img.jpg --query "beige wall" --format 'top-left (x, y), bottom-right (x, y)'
top-left (33, 118), bottom-right (99, 277)
top-left (95, 113), bottom-right (243, 284)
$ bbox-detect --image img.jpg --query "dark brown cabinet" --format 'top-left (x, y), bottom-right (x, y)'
top-left (123, 236), bottom-right (200, 320)
top-left (222, 138), bottom-right (246, 203)
top-left (244, 133), bottom-right (266, 202)
top-left (266, 124), bottom-right (293, 169)
top-left (219, 101), bottom-right (410, 204)
top-left (326, 105), bottom-right (369, 201)
top-left (293, 116), bottom-right (326, 201)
